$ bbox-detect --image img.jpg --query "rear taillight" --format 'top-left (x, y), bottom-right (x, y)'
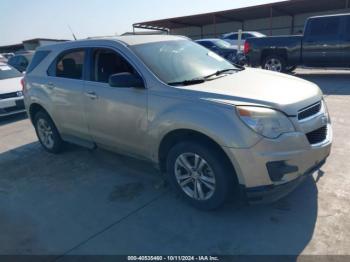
top-left (243, 42), bottom-right (250, 55)
top-left (21, 78), bottom-right (26, 92)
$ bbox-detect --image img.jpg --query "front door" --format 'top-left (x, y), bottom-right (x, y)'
top-left (83, 48), bottom-right (148, 157)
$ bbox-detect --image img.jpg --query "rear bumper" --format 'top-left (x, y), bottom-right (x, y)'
top-left (243, 158), bottom-right (326, 204)
top-left (0, 97), bottom-right (26, 117)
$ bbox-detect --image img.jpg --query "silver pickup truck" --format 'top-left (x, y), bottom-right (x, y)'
top-left (23, 35), bottom-right (332, 210)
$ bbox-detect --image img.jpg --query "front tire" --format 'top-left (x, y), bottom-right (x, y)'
top-left (262, 55), bottom-right (286, 73)
top-left (34, 111), bottom-right (64, 153)
top-left (166, 141), bottom-right (234, 210)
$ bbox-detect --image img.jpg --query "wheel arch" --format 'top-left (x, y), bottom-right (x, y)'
top-left (29, 103), bottom-right (51, 124)
top-left (158, 129), bottom-right (239, 184)
top-left (261, 48), bottom-right (288, 65)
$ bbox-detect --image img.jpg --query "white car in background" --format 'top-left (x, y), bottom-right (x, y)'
top-left (0, 54), bottom-right (8, 63)
top-left (0, 63), bottom-right (25, 117)
top-left (222, 31), bottom-right (266, 48)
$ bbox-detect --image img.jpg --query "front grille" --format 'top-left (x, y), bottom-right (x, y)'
top-left (306, 126), bottom-right (328, 145)
top-left (298, 102), bottom-right (322, 121)
top-left (0, 92), bottom-right (19, 99)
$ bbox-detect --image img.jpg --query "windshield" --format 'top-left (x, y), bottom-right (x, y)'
top-left (131, 40), bottom-right (237, 84)
top-left (0, 65), bottom-right (22, 80)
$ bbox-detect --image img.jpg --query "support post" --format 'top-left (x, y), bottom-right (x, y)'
top-left (291, 15), bottom-right (295, 34)
top-left (269, 7), bottom-right (273, 36)
top-left (213, 14), bottom-right (217, 37)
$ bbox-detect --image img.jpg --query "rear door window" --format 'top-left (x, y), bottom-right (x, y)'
top-left (50, 50), bottom-right (85, 80)
top-left (199, 41), bottom-right (212, 48)
top-left (225, 34), bottom-right (238, 40)
top-left (308, 17), bottom-right (341, 39)
top-left (242, 33), bottom-right (254, 40)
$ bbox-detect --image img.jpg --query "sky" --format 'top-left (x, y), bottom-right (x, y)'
top-left (0, 0), bottom-right (283, 46)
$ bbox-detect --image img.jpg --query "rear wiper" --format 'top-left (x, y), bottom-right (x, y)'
top-left (168, 78), bottom-right (206, 86)
top-left (204, 68), bottom-right (240, 79)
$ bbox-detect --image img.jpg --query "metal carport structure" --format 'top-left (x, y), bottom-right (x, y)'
top-left (133, 0), bottom-right (350, 38)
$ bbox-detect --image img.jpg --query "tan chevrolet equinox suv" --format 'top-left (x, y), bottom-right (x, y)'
top-left (23, 35), bottom-right (332, 210)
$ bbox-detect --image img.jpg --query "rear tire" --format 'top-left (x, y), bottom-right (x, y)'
top-left (34, 111), bottom-right (64, 154)
top-left (166, 141), bottom-right (234, 210)
top-left (262, 55), bottom-right (287, 73)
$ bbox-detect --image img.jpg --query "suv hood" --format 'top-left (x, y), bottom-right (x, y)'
top-left (182, 68), bottom-right (322, 115)
top-left (0, 77), bottom-right (22, 95)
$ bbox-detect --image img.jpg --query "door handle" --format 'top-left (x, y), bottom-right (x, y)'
top-left (85, 91), bottom-right (98, 99)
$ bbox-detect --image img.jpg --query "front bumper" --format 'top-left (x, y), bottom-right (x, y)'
top-left (243, 158), bottom-right (326, 204)
top-left (223, 124), bottom-right (332, 204)
top-left (0, 97), bottom-right (26, 117)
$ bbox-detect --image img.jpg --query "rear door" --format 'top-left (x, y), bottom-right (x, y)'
top-left (46, 49), bottom-right (91, 141)
top-left (302, 16), bottom-right (343, 67)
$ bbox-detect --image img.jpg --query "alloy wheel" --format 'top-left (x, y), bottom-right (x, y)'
top-left (174, 152), bottom-right (216, 200)
top-left (264, 58), bottom-right (282, 72)
top-left (37, 118), bottom-right (55, 149)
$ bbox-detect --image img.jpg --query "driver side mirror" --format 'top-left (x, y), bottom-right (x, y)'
top-left (108, 72), bottom-right (144, 88)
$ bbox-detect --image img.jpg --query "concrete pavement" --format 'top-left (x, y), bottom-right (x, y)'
top-left (0, 69), bottom-right (349, 256)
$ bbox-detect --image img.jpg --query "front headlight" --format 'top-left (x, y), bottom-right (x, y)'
top-left (236, 106), bottom-right (295, 138)
top-left (322, 99), bottom-right (331, 124)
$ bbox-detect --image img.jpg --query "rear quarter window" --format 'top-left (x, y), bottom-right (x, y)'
top-left (26, 50), bottom-right (50, 74)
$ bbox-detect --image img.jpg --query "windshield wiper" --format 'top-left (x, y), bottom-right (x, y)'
top-left (167, 67), bottom-right (243, 86)
top-left (204, 68), bottom-right (243, 79)
top-left (168, 78), bottom-right (206, 86)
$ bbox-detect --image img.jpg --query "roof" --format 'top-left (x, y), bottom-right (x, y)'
top-left (38, 35), bottom-right (188, 50)
top-left (115, 35), bottom-right (188, 45)
top-left (134, 0), bottom-right (350, 30)
top-left (195, 39), bottom-right (223, 42)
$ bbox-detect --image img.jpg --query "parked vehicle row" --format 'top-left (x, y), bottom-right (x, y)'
top-left (193, 31), bottom-right (266, 66)
top-left (222, 31), bottom-right (266, 47)
top-left (0, 53), bottom-right (15, 61)
top-left (195, 39), bottom-right (239, 63)
top-left (0, 63), bottom-right (25, 117)
top-left (7, 51), bottom-right (34, 73)
top-left (244, 13), bottom-right (350, 72)
top-left (0, 54), bottom-right (8, 63)
top-left (24, 35), bottom-right (332, 210)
